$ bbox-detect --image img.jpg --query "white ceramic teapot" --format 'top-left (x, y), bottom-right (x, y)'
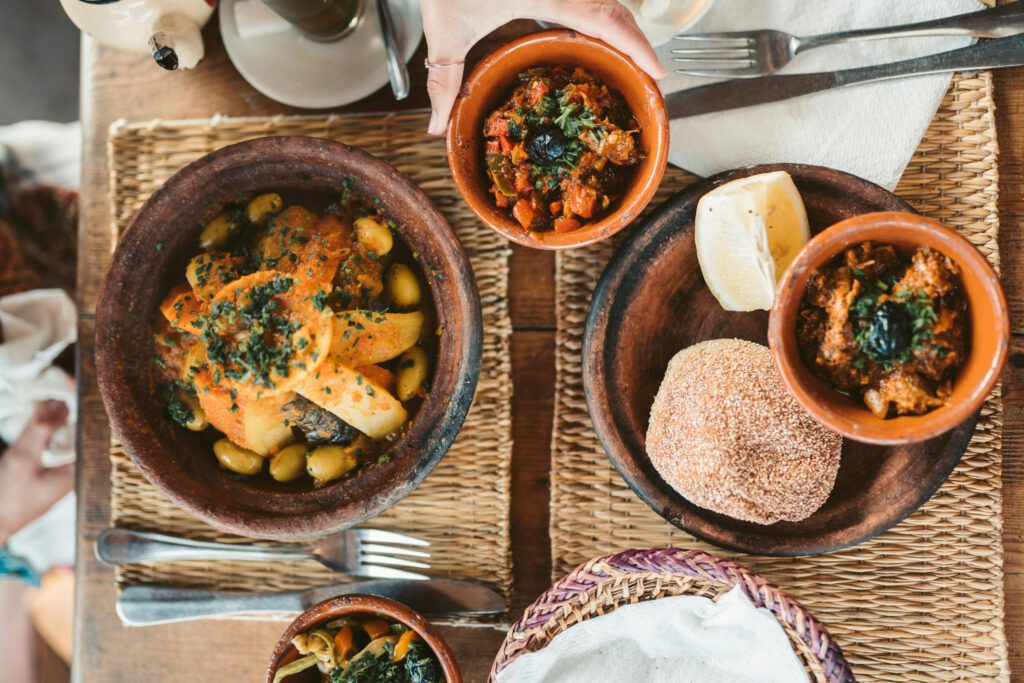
top-left (60, 0), bottom-right (216, 70)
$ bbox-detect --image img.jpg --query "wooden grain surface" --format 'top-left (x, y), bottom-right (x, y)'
top-left (73, 18), bottom-right (1022, 683)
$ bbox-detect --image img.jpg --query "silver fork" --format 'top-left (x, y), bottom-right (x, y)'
top-left (672, 3), bottom-right (1024, 78)
top-left (95, 527), bottom-right (432, 580)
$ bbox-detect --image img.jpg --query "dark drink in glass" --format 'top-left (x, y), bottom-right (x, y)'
top-left (259, 0), bottom-right (365, 41)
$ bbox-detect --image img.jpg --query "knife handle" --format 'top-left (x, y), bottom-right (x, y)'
top-left (117, 585), bottom-right (305, 626)
top-left (801, 3), bottom-right (1024, 51)
top-left (836, 33), bottom-right (1024, 88)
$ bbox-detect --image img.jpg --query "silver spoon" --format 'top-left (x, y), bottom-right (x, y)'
top-left (377, 0), bottom-right (409, 100)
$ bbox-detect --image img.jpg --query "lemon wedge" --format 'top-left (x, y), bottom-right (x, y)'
top-left (695, 171), bottom-right (810, 312)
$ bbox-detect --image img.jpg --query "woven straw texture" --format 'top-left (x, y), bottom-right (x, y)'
top-left (550, 72), bottom-right (1008, 681)
top-left (106, 111), bottom-right (513, 620)
top-left (490, 548), bottom-right (854, 682)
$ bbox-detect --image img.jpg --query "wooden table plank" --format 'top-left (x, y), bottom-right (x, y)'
top-left (74, 18), bottom-right (1024, 683)
top-left (994, 64), bottom-right (1024, 675)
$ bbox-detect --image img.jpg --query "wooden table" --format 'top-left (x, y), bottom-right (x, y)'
top-left (73, 20), bottom-right (1024, 683)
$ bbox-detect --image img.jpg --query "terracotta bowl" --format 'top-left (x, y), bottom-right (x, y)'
top-left (769, 211), bottom-right (1009, 446)
top-left (447, 30), bottom-right (669, 250)
top-left (95, 136), bottom-right (482, 539)
top-left (267, 594), bottom-right (462, 683)
top-left (583, 164), bottom-right (982, 556)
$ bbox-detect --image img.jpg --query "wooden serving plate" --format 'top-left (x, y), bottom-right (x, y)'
top-left (582, 164), bottom-right (977, 556)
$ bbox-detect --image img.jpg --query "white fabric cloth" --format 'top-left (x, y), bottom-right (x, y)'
top-left (0, 289), bottom-right (78, 573)
top-left (0, 289), bottom-right (77, 468)
top-left (659, 0), bottom-right (983, 190)
top-left (496, 586), bottom-right (807, 683)
top-left (0, 121), bottom-right (81, 190)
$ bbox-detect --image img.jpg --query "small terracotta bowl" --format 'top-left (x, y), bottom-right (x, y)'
top-left (267, 594), bottom-right (462, 683)
top-left (95, 136), bottom-right (482, 539)
top-left (769, 211), bottom-right (1008, 446)
top-left (447, 30), bottom-right (670, 250)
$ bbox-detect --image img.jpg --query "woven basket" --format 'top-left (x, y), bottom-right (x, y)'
top-left (489, 547), bottom-right (854, 682)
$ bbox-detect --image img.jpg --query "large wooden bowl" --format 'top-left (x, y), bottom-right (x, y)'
top-left (583, 164), bottom-right (976, 556)
top-left (96, 137), bottom-right (482, 540)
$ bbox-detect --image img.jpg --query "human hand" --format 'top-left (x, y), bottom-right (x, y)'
top-left (0, 400), bottom-right (73, 545)
top-left (420, 0), bottom-right (667, 134)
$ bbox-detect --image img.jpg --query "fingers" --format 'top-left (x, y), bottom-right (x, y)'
top-left (532, 1), bottom-right (668, 79)
top-left (426, 63), bottom-right (466, 136)
top-left (8, 400), bottom-right (69, 464)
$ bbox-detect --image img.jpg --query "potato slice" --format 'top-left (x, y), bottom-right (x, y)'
top-left (331, 311), bottom-right (423, 366)
top-left (205, 270), bottom-right (333, 398)
top-left (185, 253), bottom-right (243, 302)
top-left (188, 343), bottom-right (293, 456)
top-left (297, 358), bottom-right (407, 440)
top-left (160, 283), bottom-right (207, 336)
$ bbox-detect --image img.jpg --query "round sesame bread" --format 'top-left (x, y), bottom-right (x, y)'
top-left (646, 338), bottom-right (842, 525)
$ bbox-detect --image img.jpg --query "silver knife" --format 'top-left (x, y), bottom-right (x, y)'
top-left (117, 578), bottom-right (505, 626)
top-left (667, 32), bottom-right (1024, 119)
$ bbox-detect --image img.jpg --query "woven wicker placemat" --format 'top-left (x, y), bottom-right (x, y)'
top-left (106, 111), bottom-right (513, 619)
top-left (551, 72), bottom-right (1009, 681)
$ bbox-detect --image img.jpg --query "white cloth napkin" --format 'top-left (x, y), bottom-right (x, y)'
top-left (495, 586), bottom-right (807, 683)
top-left (0, 289), bottom-right (77, 467)
top-left (659, 0), bottom-right (983, 190)
top-left (0, 289), bottom-right (78, 573)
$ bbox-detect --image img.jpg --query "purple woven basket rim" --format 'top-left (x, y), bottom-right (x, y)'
top-left (489, 547), bottom-right (855, 682)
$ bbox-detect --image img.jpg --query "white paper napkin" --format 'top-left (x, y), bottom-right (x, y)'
top-left (659, 0), bottom-right (983, 189)
top-left (0, 289), bottom-right (77, 467)
top-left (496, 586), bottom-right (807, 683)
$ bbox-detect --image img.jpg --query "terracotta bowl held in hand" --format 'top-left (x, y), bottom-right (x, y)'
top-left (447, 30), bottom-right (670, 250)
top-left (95, 137), bottom-right (482, 540)
top-left (769, 211), bottom-right (1008, 446)
top-left (267, 594), bottom-right (462, 683)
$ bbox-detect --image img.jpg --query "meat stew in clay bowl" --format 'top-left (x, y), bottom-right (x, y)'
top-left (447, 30), bottom-right (669, 250)
top-left (95, 137), bottom-right (482, 539)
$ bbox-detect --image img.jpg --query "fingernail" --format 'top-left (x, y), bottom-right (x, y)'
top-left (36, 400), bottom-right (68, 425)
top-left (428, 111), bottom-right (441, 136)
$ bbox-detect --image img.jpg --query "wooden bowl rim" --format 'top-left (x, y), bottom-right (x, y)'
top-left (581, 163), bottom-right (977, 556)
top-left (95, 136), bottom-right (483, 539)
top-left (266, 594), bottom-right (463, 683)
top-left (446, 29), bottom-right (669, 251)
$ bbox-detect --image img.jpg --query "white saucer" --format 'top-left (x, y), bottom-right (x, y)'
top-left (220, 0), bottom-right (423, 109)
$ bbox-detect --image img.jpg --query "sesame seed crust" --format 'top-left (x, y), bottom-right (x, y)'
top-left (645, 338), bottom-right (842, 525)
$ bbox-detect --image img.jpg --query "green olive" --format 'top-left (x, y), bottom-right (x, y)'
top-left (179, 393), bottom-right (208, 431)
top-left (213, 438), bottom-right (264, 475)
top-left (354, 216), bottom-right (393, 256)
top-left (306, 444), bottom-right (360, 484)
top-left (269, 444), bottom-right (308, 482)
top-left (386, 262), bottom-right (422, 310)
top-left (198, 210), bottom-right (242, 252)
top-left (396, 346), bottom-right (429, 402)
top-left (245, 193), bottom-right (283, 224)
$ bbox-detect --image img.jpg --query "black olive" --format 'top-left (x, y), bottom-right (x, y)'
top-left (527, 126), bottom-right (567, 163)
top-left (865, 300), bottom-right (913, 359)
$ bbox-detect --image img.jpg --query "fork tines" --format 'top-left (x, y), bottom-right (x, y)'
top-left (672, 33), bottom-right (757, 76)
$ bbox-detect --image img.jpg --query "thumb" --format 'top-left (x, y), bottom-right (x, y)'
top-left (36, 462), bottom-right (75, 502)
top-left (9, 400), bottom-right (68, 462)
top-left (426, 61), bottom-right (466, 136)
